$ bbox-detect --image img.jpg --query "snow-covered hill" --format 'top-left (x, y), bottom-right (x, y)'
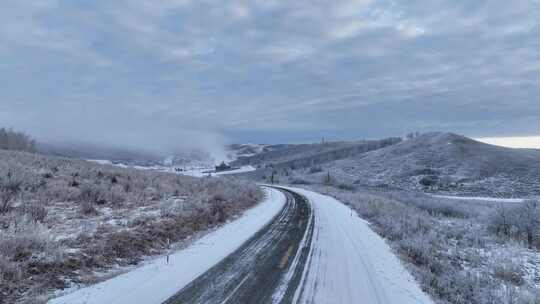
top-left (272, 133), bottom-right (540, 197)
top-left (327, 133), bottom-right (540, 196)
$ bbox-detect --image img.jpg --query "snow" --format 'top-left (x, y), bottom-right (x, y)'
top-left (48, 187), bottom-right (286, 304)
top-left (214, 165), bottom-right (256, 175)
top-left (476, 136), bottom-right (540, 149)
top-left (431, 194), bottom-right (525, 203)
top-left (86, 156), bottom-right (256, 178)
top-left (280, 186), bottom-right (433, 304)
top-left (178, 165), bottom-right (256, 177)
top-left (86, 159), bottom-right (130, 168)
top-left (86, 159), bottom-right (113, 165)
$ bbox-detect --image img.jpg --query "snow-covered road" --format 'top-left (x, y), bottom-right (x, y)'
top-left (49, 186), bottom-right (432, 304)
top-left (282, 187), bottom-right (433, 304)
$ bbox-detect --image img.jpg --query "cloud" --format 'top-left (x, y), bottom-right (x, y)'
top-left (0, 0), bottom-right (539, 148)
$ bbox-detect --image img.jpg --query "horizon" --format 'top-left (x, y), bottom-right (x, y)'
top-left (476, 136), bottom-right (540, 149)
top-left (31, 131), bottom-right (540, 155)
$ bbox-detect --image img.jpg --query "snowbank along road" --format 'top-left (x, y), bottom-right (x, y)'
top-left (50, 186), bottom-right (432, 304)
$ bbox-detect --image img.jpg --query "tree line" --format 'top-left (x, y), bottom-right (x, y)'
top-left (0, 127), bottom-right (36, 152)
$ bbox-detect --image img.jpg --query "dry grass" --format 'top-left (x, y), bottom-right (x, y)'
top-left (0, 150), bottom-right (263, 303)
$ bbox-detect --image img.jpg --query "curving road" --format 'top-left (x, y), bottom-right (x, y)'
top-left (49, 186), bottom-right (432, 304)
top-left (163, 186), bottom-right (433, 304)
top-left (163, 188), bottom-right (314, 304)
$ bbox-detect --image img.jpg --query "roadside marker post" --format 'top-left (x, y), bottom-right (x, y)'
top-left (166, 238), bottom-right (170, 264)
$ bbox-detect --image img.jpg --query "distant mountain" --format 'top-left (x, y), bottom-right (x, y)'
top-left (307, 133), bottom-right (540, 197)
top-left (231, 138), bottom-right (402, 170)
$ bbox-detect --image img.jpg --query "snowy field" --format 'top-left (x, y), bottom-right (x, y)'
top-left (48, 187), bottom-right (285, 304)
top-left (431, 194), bottom-right (525, 203)
top-left (178, 165), bottom-right (256, 177)
top-left (87, 159), bottom-right (256, 178)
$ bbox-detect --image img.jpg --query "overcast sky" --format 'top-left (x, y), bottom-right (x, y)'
top-left (1, 0), bottom-right (539, 152)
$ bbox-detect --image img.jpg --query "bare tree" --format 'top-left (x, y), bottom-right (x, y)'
top-left (0, 127), bottom-right (36, 152)
top-left (488, 200), bottom-right (540, 248)
top-left (488, 204), bottom-right (513, 237)
top-left (515, 200), bottom-right (540, 248)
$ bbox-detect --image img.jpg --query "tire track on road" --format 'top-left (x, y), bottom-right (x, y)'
top-left (163, 188), bottom-right (314, 304)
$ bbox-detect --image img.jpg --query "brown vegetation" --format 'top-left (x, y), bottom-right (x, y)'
top-left (0, 150), bottom-right (263, 303)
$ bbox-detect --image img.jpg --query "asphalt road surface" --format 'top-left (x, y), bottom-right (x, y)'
top-left (163, 188), bottom-right (314, 304)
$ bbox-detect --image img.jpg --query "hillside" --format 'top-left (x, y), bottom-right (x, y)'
top-left (227, 144), bottom-right (276, 159)
top-left (232, 138), bottom-right (402, 171)
top-left (231, 142), bottom-right (355, 167)
top-left (0, 149), bottom-right (262, 303)
top-left (303, 133), bottom-right (540, 196)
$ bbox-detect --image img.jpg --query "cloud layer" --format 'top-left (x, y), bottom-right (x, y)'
top-left (1, 0), bottom-right (539, 148)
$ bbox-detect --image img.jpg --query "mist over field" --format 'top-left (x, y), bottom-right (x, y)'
top-left (37, 128), bottom-right (229, 161)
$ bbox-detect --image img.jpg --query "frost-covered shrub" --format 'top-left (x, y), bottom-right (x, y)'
top-left (78, 183), bottom-right (106, 205)
top-left (0, 219), bottom-right (56, 262)
top-left (108, 184), bottom-right (126, 205)
top-left (400, 195), bottom-right (477, 218)
top-left (79, 200), bottom-right (98, 216)
top-left (0, 149), bottom-right (264, 303)
top-left (100, 230), bottom-right (153, 261)
top-left (494, 262), bottom-right (525, 286)
top-left (399, 233), bottom-right (435, 267)
top-left (18, 201), bottom-right (48, 223)
top-left (0, 254), bottom-right (21, 282)
top-left (0, 172), bottom-right (22, 214)
top-left (80, 178), bottom-right (263, 266)
top-left (487, 200), bottom-right (540, 248)
top-left (514, 200), bottom-right (540, 248)
top-left (20, 296), bottom-right (48, 304)
top-left (487, 205), bottom-right (516, 237)
top-left (416, 200), bottom-right (472, 218)
top-left (0, 218), bottom-right (64, 303)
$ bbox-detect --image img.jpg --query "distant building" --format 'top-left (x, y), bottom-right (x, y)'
top-left (215, 161), bottom-right (231, 172)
